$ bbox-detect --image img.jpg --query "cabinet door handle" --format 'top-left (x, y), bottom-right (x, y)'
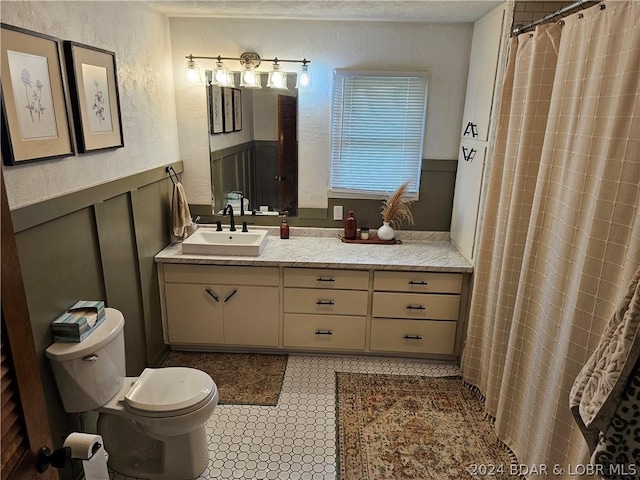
top-left (315, 330), bottom-right (333, 335)
top-left (406, 305), bottom-right (426, 310)
top-left (316, 300), bottom-right (335, 305)
top-left (408, 280), bottom-right (429, 286)
top-left (224, 289), bottom-right (238, 303)
top-left (403, 335), bottom-right (423, 340)
top-left (316, 277), bottom-right (335, 283)
top-left (205, 288), bottom-right (220, 302)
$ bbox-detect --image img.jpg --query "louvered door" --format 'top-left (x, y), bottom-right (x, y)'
top-left (1, 165), bottom-right (57, 480)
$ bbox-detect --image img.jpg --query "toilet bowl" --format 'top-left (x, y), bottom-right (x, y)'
top-left (46, 308), bottom-right (218, 480)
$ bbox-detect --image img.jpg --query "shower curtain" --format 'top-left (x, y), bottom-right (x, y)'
top-left (461, 0), bottom-right (640, 475)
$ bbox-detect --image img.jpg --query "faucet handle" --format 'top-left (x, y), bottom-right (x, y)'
top-left (216, 221), bottom-right (222, 231)
top-left (242, 221), bottom-right (248, 233)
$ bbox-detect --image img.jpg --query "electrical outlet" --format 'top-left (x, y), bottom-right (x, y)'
top-left (333, 205), bottom-right (343, 221)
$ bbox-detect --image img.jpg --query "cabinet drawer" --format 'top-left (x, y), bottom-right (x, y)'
top-left (373, 271), bottom-right (462, 293)
top-left (284, 314), bottom-right (366, 350)
top-left (372, 292), bottom-right (459, 320)
top-left (370, 318), bottom-right (456, 355)
top-left (284, 268), bottom-right (369, 290)
top-left (284, 288), bottom-right (368, 316)
top-left (163, 264), bottom-right (279, 286)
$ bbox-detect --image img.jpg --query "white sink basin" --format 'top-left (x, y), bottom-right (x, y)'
top-left (181, 228), bottom-right (269, 256)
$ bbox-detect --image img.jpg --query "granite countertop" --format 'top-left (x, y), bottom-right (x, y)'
top-left (155, 227), bottom-right (473, 273)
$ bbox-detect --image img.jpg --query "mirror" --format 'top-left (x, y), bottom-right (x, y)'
top-left (208, 73), bottom-right (298, 217)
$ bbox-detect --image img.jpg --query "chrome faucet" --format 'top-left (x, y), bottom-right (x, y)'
top-left (222, 204), bottom-right (236, 231)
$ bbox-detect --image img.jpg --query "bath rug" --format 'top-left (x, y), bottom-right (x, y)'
top-left (336, 373), bottom-right (519, 480)
top-left (161, 352), bottom-right (287, 406)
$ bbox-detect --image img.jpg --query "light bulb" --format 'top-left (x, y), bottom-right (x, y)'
top-left (297, 64), bottom-right (311, 88)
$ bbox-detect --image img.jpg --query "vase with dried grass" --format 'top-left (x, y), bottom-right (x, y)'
top-left (378, 181), bottom-right (415, 240)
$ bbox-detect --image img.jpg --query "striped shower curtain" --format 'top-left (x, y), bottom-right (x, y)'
top-left (461, 1), bottom-right (640, 476)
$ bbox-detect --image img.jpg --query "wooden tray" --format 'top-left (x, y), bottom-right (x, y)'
top-left (338, 234), bottom-right (400, 245)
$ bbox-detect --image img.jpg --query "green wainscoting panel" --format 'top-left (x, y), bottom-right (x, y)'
top-left (94, 194), bottom-right (147, 376)
top-left (131, 180), bottom-right (172, 367)
top-left (15, 206), bottom-right (105, 447)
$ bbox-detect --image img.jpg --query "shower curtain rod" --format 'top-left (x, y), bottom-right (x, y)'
top-left (512, 0), bottom-right (600, 36)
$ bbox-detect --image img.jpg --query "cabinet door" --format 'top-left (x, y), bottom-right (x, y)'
top-left (460, 4), bottom-right (506, 142)
top-left (165, 283), bottom-right (224, 344)
top-left (223, 286), bottom-right (279, 346)
top-left (450, 142), bottom-right (486, 261)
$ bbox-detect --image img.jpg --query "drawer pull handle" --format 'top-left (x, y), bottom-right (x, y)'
top-left (315, 330), bottom-right (334, 335)
top-left (408, 280), bottom-right (429, 286)
top-left (316, 300), bottom-right (335, 305)
top-left (82, 355), bottom-right (99, 362)
top-left (463, 121), bottom-right (478, 138)
top-left (205, 288), bottom-right (220, 302)
top-left (403, 335), bottom-right (423, 340)
top-left (224, 289), bottom-right (238, 303)
top-left (316, 277), bottom-right (335, 282)
top-left (406, 305), bottom-right (426, 310)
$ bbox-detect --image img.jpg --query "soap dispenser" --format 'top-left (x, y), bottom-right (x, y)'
top-left (344, 210), bottom-right (357, 240)
top-left (280, 211), bottom-right (290, 239)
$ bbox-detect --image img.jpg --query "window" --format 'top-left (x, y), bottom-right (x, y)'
top-left (330, 70), bottom-right (428, 199)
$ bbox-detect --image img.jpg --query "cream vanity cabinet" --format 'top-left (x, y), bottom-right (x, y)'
top-left (283, 268), bottom-right (368, 351)
top-left (369, 271), bottom-right (462, 355)
top-left (161, 264), bottom-right (279, 347)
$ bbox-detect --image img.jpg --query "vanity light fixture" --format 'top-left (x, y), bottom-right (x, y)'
top-left (297, 61), bottom-right (311, 88)
top-left (185, 52), bottom-right (311, 88)
top-left (185, 55), bottom-right (202, 83)
top-left (267, 60), bottom-right (287, 90)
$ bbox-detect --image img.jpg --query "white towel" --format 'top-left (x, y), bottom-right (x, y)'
top-left (171, 182), bottom-right (193, 239)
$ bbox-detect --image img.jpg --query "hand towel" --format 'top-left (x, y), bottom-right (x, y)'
top-left (570, 263), bottom-right (640, 453)
top-left (171, 181), bottom-right (193, 239)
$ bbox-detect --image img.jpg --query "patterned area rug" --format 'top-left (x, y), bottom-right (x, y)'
top-left (336, 373), bottom-right (519, 480)
top-left (162, 352), bottom-right (287, 406)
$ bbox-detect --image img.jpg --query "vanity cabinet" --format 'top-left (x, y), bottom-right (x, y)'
top-left (161, 264), bottom-right (279, 347)
top-left (369, 271), bottom-right (462, 355)
top-left (156, 243), bottom-right (472, 360)
top-left (282, 268), bottom-right (368, 351)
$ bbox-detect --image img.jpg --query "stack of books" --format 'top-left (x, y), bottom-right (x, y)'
top-left (51, 300), bottom-right (106, 343)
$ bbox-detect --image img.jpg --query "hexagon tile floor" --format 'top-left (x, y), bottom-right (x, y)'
top-left (109, 354), bottom-right (460, 480)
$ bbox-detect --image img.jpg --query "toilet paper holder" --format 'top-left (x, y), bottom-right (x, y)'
top-left (36, 445), bottom-right (71, 473)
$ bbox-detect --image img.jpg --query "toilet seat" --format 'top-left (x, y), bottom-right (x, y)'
top-left (124, 367), bottom-right (215, 418)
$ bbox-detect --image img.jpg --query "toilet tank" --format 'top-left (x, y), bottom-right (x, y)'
top-left (45, 308), bottom-right (126, 413)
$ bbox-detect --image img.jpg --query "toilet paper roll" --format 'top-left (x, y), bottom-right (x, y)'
top-left (63, 432), bottom-right (109, 480)
top-left (64, 432), bottom-right (103, 460)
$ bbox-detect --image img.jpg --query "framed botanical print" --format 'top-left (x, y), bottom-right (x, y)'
top-left (222, 87), bottom-right (234, 133)
top-left (208, 84), bottom-right (223, 134)
top-left (0, 24), bottom-right (74, 165)
top-left (64, 41), bottom-right (124, 153)
top-left (233, 88), bottom-right (242, 131)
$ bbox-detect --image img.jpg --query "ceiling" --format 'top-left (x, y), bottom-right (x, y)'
top-left (148, 1), bottom-right (504, 23)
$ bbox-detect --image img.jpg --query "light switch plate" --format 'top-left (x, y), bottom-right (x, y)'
top-left (333, 205), bottom-right (343, 220)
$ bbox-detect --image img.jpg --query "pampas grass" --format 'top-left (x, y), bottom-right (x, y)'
top-left (381, 181), bottom-right (415, 228)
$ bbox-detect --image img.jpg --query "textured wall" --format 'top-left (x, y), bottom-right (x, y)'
top-left (1, 1), bottom-right (179, 209)
top-left (170, 18), bottom-right (473, 209)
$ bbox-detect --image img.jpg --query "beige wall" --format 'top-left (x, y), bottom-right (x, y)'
top-left (513, 1), bottom-right (578, 31)
top-left (1, 1), bottom-right (179, 209)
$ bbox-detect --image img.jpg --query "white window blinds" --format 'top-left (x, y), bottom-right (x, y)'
top-left (330, 70), bottom-right (428, 199)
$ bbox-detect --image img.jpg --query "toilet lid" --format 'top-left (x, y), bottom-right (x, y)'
top-left (124, 367), bottom-right (214, 414)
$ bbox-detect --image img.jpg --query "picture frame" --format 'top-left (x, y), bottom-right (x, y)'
top-left (222, 87), bottom-right (234, 133)
top-left (0, 24), bottom-right (75, 165)
top-left (64, 41), bottom-right (124, 153)
top-left (208, 84), bottom-right (223, 134)
top-left (233, 88), bottom-right (242, 131)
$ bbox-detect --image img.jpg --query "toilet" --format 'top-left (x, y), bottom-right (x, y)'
top-left (45, 308), bottom-right (218, 480)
